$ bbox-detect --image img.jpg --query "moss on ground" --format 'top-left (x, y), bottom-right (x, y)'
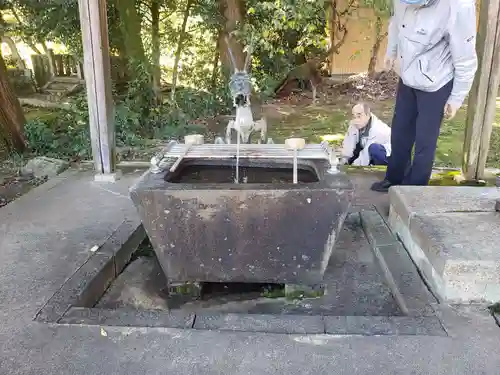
top-left (343, 167), bottom-right (490, 186)
top-left (428, 170), bottom-right (488, 186)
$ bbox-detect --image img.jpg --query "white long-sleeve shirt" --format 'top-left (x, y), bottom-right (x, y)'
top-left (386, 0), bottom-right (478, 109)
top-left (341, 115), bottom-right (392, 166)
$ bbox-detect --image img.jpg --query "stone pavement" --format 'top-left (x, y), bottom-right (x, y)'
top-left (0, 169), bottom-right (499, 374)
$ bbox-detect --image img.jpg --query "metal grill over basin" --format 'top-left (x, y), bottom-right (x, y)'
top-left (130, 142), bottom-right (354, 287)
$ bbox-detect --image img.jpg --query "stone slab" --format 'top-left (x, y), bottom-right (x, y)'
top-left (35, 216), bottom-right (144, 323)
top-left (324, 316), bottom-right (446, 336)
top-left (410, 212), bottom-right (500, 263)
top-left (59, 307), bottom-right (194, 329)
top-left (389, 186), bottom-right (500, 225)
top-left (389, 202), bottom-right (500, 303)
top-left (98, 218), bottom-right (146, 275)
top-left (360, 209), bottom-right (398, 248)
top-left (193, 313), bottom-right (325, 334)
top-left (360, 210), bottom-right (437, 316)
top-left (35, 252), bottom-right (115, 323)
top-left (94, 170), bottom-right (123, 183)
top-left (97, 256), bottom-right (168, 310)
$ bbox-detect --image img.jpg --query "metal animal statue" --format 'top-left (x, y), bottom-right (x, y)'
top-left (224, 37), bottom-right (268, 144)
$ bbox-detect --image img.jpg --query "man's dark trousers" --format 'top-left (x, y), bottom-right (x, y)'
top-left (385, 79), bottom-right (453, 186)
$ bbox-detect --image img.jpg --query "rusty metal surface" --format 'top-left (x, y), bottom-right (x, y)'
top-left (130, 159), bottom-right (354, 286)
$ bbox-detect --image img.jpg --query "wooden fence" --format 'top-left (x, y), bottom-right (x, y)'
top-left (31, 51), bottom-right (127, 88)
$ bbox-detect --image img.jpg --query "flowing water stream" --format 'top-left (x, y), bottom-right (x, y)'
top-left (235, 118), bottom-right (241, 183)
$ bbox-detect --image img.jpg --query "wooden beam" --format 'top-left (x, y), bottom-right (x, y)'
top-left (78, 0), bottom-right (116, 176)
top-left (462, 0), bottom-right (500, 180)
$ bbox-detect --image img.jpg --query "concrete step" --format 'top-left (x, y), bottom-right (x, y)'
top-left (388, 186), bottom-right (500, 304)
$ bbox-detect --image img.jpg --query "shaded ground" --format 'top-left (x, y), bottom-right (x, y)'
top-left (98, 212), bottom-right (402, 317)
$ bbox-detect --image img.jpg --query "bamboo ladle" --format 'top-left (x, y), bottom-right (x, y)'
top-left (285, 138), bottom-right (306, 184)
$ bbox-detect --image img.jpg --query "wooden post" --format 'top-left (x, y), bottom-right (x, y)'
top-left (76, 60), bottom-right (84, 80)
top-left (54, 55), bottom-right (64, 76)
top-left (31, 55), bottom-right (44, 88)
top-left (462, 0), bottom-right (500, 180)
top-left (45, 48), bottom-right (57, 78)
top-left (78, 0), bottom-right (118, 179)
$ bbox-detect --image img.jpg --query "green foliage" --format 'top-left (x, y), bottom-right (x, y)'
top-left (235, 0), bottom-right (328, 89)
top-left (6, 0), bottom-right (394, 163)
top-left (24, 109), bottom-right (91, 159)
top-left (23, 83), bottom-right (227, 160)
top-left (3, 0), bottom-right (82, 54)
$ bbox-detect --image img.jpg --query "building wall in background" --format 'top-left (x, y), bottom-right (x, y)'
top-left (330, 4), bottom-right (389, 75)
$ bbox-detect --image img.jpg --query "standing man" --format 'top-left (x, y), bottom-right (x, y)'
top-left (371, 0), bottom-right (478, 192)
top-left (340, 103), bottom-right (392, 167)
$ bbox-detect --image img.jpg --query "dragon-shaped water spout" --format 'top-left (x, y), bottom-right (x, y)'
top-left (224, 38), bottom-right (269, 145)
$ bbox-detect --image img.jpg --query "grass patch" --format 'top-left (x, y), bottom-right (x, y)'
top-left (267, 104), bottom-right (350, 144)
top-left (267, 98), bottom-right (500, 169)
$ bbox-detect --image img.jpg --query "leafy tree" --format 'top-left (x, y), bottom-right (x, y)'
top-left (0, 11), bottom-right (26, 153)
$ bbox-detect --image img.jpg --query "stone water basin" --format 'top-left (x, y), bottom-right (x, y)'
top-left (130, 157), bottom-right (354, 287)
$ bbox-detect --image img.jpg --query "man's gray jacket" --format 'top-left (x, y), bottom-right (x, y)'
top-left (386, 0), bottom-right (478, 109)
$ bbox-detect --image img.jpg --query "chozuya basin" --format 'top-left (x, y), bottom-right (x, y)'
top-left (130, 144), bottom-right (354, 287)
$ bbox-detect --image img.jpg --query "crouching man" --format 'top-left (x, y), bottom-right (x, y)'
top-left (340, 103), bottom-right (392, 167)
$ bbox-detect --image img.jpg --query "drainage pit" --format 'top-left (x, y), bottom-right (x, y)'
top-left (34, 191), bottom-right (446, 335)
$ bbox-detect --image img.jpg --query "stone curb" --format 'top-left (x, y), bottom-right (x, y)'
top-left (360, 209), bottom-right (437, 317)
top-left (56, 307), bottom-right (447, 336)
top-left (34, 220), bottom-right (146, 323)
top-left (193, 313), bottom-right (325, 334)
top-left (59, 307), bottom-right (194, 329)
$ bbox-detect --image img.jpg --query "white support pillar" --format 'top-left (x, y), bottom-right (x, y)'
top-left (78, 0), bottom-right (119, 180)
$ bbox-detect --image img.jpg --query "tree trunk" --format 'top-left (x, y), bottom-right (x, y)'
top-left (210, 36), bottom-right (220, 90)
top-left (41, 43), bottom-right (56, 78)
top-left (115, 0), bottom-right (149, 79)
top-left (218, 0), bottom-right (246, 74)
top-left (0, 54), bottom-right (26, 154)
top-left (368, 16), bottom-right (387, 78)
top-left (151, 0), bottom-right (162, 99)
top-left (328, 0), bottom-right (337, 74)
top-left (171, 0), bottom-right (194, 100)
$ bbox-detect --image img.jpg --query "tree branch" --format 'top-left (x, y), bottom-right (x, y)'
top-left (9, 6), bottom-right (43, 54)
